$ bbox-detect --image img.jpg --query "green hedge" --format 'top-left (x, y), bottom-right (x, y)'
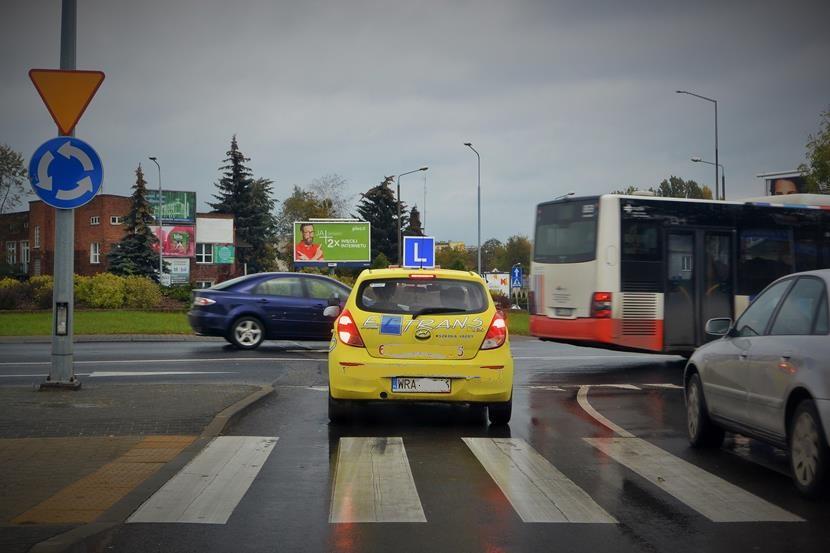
top-left (0, 274), bottom-right (164, 310)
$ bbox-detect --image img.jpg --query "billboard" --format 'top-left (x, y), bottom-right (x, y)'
top-left (146, 190), bottom-right (196, 223)
top-left (213, 244), bottom-right (235, 264)
top-left (151, 225), bottom-right (196, 257)
top-left (293, 221), bottom-right (370, 264)
top-left (485, 272), bottom-right (510, 297)
top-left (163, 258), bottom-right (190, 285)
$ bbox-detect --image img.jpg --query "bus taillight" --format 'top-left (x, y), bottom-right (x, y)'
top-left (591, 292), bottom-right (612, 318)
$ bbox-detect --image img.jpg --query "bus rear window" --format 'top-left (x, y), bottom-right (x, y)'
top-left (533, 200), bottom-right (598, 263)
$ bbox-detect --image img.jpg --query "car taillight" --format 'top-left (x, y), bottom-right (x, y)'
top-left (591, 292), bottom-right (612, 318)
top-left (481, 311), bottom-right (507, 350)
top-left (337, 309), bottom-right (365, 347)
top-left (192, 297), bottom-right (216, 306)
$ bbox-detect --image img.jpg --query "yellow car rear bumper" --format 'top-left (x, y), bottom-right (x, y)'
top-left (328, 345), bottom-right (513, 403)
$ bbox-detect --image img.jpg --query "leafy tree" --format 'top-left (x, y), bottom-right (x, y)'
top-left (651, 176), bottom-right (713, 199)
top-left (799, 106), bottom-right (830, 193)
top-left (107, 165), bottom-right (163, 281)
top-left (354, 176), bottom-right (407, 262)
top-left (480, 238), bottom-right (505, 271)
top-left (496, 235), bottom-right (532, 271)
top-left (276, 186), bottom-right (336, 236)
top-left (209, 136), bottom-right (276, 273)
top-left (436, 245), bottom-right (470, 271)
top-left (0, 144), bottom-right (30, 214)
top-left (371, 252), bottom-right (390, 269)
top-left (309, 173), bottom-right (353, 217)
top-left (611, 185), bottom-right (640, 195)
top-left (403, 205), bottom-right (424, 236)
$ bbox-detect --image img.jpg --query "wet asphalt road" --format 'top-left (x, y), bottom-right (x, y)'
top-left (2, 337), bottom-right (829, 552)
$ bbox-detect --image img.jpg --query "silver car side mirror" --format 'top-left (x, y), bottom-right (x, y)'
top-left (705, 317), bottom-right (732, 336)
top-left (323, 305), bottom-right (341, 318)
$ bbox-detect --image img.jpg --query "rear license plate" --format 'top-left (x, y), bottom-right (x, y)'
top-left (392, 377), bottom-right (451, 393)
top-left (555, 308), bottom-right (574, 316)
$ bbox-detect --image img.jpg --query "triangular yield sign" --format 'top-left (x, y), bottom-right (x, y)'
top-left (29, 69), bottom-right (105, 135)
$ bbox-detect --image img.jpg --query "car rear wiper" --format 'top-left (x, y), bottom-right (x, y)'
top-left (412, 307), bottom-right (467, 319)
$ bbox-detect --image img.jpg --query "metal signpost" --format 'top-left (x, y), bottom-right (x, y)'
top-left (511, 264), bottom-right (523, 308)
top-left (402, 236), bottom-right (436, 269)
top-left (28, 0), bottom-right (105, 389)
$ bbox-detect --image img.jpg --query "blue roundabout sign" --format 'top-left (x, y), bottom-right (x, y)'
top-left (28, 137), bottom-right (103, 209)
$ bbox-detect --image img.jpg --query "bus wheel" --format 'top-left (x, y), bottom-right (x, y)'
top-left (686, 373), bottom-right (724, 448)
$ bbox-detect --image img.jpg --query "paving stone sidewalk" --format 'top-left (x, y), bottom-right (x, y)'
top-left (0, 382), bottom-right (259, 553)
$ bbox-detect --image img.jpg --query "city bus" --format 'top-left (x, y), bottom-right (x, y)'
top-left (529, 193), bottom-right (830, 353)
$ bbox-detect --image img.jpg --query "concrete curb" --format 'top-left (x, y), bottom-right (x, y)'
top-left (28, 383), bottom-right (276, 553)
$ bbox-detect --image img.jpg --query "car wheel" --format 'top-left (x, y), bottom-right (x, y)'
top-left (328, 394), bottom-right (351, 423)
top-left (229, 316), bottom-right (265, 350)
top-left (789, 399), bottom-right (829, 498)
top-left (488, 397), bottom-right (512, 425)
top-left (686, 373), bottom-right (724, 448)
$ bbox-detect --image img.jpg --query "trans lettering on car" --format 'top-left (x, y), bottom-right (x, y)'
top-left (361, 315), bottom-right (484, 333)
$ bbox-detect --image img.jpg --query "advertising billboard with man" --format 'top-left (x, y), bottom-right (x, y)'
top-left (293, 221), bottom-right (371, 265)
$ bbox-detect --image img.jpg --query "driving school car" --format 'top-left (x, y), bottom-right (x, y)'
top-left (327, 268), bottom-right (514, 424)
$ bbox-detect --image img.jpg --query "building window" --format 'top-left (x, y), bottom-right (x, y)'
top-left (6, 242), bottom-right (17, 265)
top-left (90, 242), bottom-right (100, 264)
top-left (34, 226), bottom-right (40, 249)
top-left (195, 243), bottom-right (213, 264)
top-left (90, 216), bottom-right (100, 225)
top-left (20, 241), bottom-right (30, 264)
top-left (110, 216), bottom-right (123, 225)
top-left (195, 281), bottom-right (214, 289)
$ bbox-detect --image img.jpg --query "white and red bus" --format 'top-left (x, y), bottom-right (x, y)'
top-left (529, 193), bottom-right (830, 353)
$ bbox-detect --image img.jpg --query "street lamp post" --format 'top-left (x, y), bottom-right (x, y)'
top-left (464, 142), bottom-right (481, 274)
top-left (691, 156), bottom-right (726, 200)
top-left (148, 157), bottom-right (162, 281)
top-left (676, 90), bottom-right (719, 200)
top-left (396, 167), bottom-right (428, 264)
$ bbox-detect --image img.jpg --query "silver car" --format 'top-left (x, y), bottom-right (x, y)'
top-left (684, 269), bottom-right (830, 497)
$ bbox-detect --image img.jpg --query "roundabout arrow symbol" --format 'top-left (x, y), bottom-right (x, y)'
top-left (56, 176), bottom-right (93, 201)
top-left (35, 151), bottom-right (53, 190)
top-left (57, 140), bottom-right (93, 171)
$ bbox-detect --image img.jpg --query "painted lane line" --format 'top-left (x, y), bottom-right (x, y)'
top-left (512, 355), bottom-right (665, 360)
top-left (128, 436), bottom-right (278, 524)
top-left (642, 383), bottom-right (683, 390)
top-left (463, 438), bottom-right (616, 523)
top-left (0, 357), bottom-right (323, 367)
top-left (89, 371), bottom-right (236, 378)
top-left (524, 385), bottom-right (567, 392)
top-left (330, 437), bottom-right (426, 523)
top-left (576, 386), bottom-right (634, 438)
top-left (584, 437), bottom-right (803, 523)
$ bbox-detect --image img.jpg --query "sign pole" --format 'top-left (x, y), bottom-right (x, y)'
top-left (44, 0), bottom-right (80, 389)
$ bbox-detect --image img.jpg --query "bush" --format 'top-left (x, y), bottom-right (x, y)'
top-left (489, 290), bottom-right (511, 310)
top-left (123, 276), bottom-right (162, 308)
top-left (77, 273), bottom-right (126, 308)
top-left (0, 278), bottom-right (25, 309)
top-left (161, 284), bottom-right (192, 303)
top-left (29, 275), bottom-right (53, 309)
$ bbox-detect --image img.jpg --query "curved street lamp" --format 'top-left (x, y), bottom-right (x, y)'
top-left (464, 142), bottom-right (481, 274)
top-left (676, 90), bottom-right (720, 200)
top-left (691, 156), bottom-right (726, 200)
top-left (397, 167), bottom-right (428, 264)
top-left (148, 156), bottom-right (162, 280)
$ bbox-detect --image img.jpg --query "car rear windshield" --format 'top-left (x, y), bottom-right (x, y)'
top-left (534, 199), bottom-right (598, 263)
top-left (356, 278), bottom-right (489, 315)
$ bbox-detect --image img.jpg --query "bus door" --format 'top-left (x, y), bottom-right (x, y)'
top-left (663, 229), bottom-right (734, 350)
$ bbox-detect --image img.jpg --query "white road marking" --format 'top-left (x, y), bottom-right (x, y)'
top-left (576, 386), bottom-right (634, 438)
top-left (512, 355), bottom-right (663, 360)
top-left (128, 436), bottom-right (277, 524)
top-left (641, 383), bottom-right (683, 390)
top-left (330, 437), bottom-right (426, 523)
top-left (463, 438), bottom-right (616, 523)
top-left (0, 357), bottom-right (323, 367)
top-left (89, 371), bottom-right (236, 377)
top-left (585, 437), bottom-right (803, 523)
top-left (524, 385), bottom-right (567, 392)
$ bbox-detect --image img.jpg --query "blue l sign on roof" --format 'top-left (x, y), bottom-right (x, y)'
top-left (28, 137), bottom-right (103, 209)
top-left (511, 266), bottom-right (522, 288)
top-left (403, 236), bottom-right (435, 269)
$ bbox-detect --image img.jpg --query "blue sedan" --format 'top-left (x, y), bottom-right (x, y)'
top-left (188, 272), bottom-right (351, 349)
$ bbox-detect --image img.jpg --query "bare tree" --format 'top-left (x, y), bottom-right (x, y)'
top-left (0, 144), bottom-right (30, 214)
top-left (309, 173), bottom-right (353, 217)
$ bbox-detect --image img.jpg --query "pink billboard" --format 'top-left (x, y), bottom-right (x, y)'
top-left (151, 225), bottom-right (196, 257)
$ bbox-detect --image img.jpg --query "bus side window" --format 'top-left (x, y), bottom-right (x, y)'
top-left (738, 229), bottom-right (794, 296)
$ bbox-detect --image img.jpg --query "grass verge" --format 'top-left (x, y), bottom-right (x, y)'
top-left (0, 310), bottom-right (190, 336)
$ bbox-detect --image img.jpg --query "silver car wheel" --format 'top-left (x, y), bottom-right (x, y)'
top-left (234, 319), bottom-right (263, 347)
top-left (687, 379), bottom-right (701, 438)
top-left (792, 411), bottom-right (820, 488)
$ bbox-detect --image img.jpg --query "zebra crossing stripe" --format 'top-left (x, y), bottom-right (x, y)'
top-left (128, 436), bottom-right (278, 524)
top-left (463, 438), bottom-right (617, 523)
top-left (584, 437), bottom-right (803, 523)
top-left (329, 437), bottom-right (426, 523)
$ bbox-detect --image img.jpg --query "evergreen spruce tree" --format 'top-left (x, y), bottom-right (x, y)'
top-left (108, 165), bottom-right (162, 281)
top-left (210, 136), bottom-right (277, 273)
top-left (354, 176), bottom-right (407, 262)
top-left (403, 205), bottom-right (424, 236)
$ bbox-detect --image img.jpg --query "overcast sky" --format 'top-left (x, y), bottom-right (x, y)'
top-left (2, 0), bottom-right (829, 245)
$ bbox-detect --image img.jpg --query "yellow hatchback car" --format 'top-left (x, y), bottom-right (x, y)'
top-left (327, 267), bottom-right (514, 424)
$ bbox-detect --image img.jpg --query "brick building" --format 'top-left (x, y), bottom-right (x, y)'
top-left (0, 194), bottom-right (240, 287)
